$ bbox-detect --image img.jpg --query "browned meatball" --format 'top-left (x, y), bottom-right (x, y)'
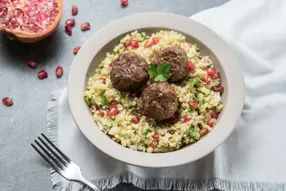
top-left (152, 46), bottom-right (188, 82)
top-left (141, 82), bottom-right (178, 121)
top-left (110, 52), bottom-right (149, 91)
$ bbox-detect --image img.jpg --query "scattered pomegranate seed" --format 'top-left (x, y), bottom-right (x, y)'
top-left (124, 41), bottom-right (131, 47)
top-left (2, 97), bottom-right (13, 107)
top-left (65, 19), bottom-right (75, 27)
top-left (207, 118), bottom-right (216, 127)
top-left (183, 116), bottom-right (191, 122)
top-left (211, 72), bottom-right (220, 80)
top-left (151, 140), bottom-right (158, 148)
top-left (149, 76), bottom-right (154, 81)
top-left (72, 5), bottom-right (78, 15)
top-left (199, 129), bottom-right (209, 137)
top-left (152, 37), bottom-right (159, 45)
top-left (130, 40), bottom-right (139, 49)
top-left (108, 100), bottom-right (118, 109)
top-left (37, 70), bottom-right (48, 80)
top-left (207, 68), bottom-right (216, 76)
top-left (99, 110), bottom-right (105, 117)
top-left (209, 110), bottom-right (218, 119)
top-left (81, 22), bottom-right (90, 31)
top-left (55, 66), bottom-right (63, 78)
top-left (188, 101), bottom-right (198, 109)
top-left (90, 103), bottom-right (100, 110)
top-left (187, 61), bottom-right (195, 72)
top-left (213, 85), bottom-right (224, 94)
top-left (65, 25), bottom-right (72, 36)
top-left (202, 74), bottom-right (210, 85)
top-left (99, 78), bottom-right (106, 84)
top-left (152, 132), bottom-right (159, 139)
top-left (121, 0), bottom-right (128, 6)
top-left (73, 46), bottom-right (81, 54)
top-left (107, 108), bottom-right (120, 117)
top-left (132, 115), bottom-right (140, 124)
top-left (27, 60), bottom-right (37, 69)
top-left (144, 41), bottom-right (152, 48)
top-left (109, 62), bottom-right (113, 68)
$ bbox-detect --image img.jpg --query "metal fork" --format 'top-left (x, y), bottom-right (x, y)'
top-left (31, 133), bottom-right (100, 191)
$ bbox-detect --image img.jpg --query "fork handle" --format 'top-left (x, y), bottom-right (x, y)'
top-left (80, 178), bottom-right (101, 191)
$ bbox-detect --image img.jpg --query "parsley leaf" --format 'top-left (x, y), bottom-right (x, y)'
top-left (148, 63), bottom-right (172, 82)
top-left (113, 50), bottom-right (120, 55)
top-left (99, 96), bottom-right (107, 107)
top-left (189, 78), bottom-right (198, 89)
top-left (142, 129), bottom-right (152, 135)
top-left (84, 96), bottom-right (92, 106)
top-left (188, 108), bottom-right (194, 113)
top-left (187, 128), bottom-right (200, 140)
top-left (193, 43), bottom-right (200, 52)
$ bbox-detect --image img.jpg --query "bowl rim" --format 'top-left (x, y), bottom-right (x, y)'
top-left (68, 12), bottom-right (245, 168)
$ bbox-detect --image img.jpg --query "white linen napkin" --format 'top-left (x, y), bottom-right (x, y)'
top-left (47, 0), bottom-right (286, 190)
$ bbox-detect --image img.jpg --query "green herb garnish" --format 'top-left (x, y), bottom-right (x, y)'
top-left (193, 96), bottom-right (199, 102)
top-left (193, 43), bottom-right (200, 52)
top-left (84, 96), bottom-right (92, 106)
top-left (138, 34), bottom-right (147, 42)
top-left (198, 99), bottom-right (205, 109)
top-left (142, 129), bottom-right (152, 135)
top-left (188, 108), bottom-right (194, 113)
top-left (189, 77), bottom-right (205, 89)
top-left (112, 50), bottom-right (120, 55)
top-left (99, 96), bottom-right (107, 107)
top-left (148, 63), bottom-right (172, 82)
top-left (187, 128), bottom-right (200, 140)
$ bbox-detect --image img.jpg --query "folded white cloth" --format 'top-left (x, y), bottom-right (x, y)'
top-left (47, 0), bottom-right (286, 190)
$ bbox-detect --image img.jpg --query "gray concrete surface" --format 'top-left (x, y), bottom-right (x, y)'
top-left (0, 0), bottom-right (228, 190)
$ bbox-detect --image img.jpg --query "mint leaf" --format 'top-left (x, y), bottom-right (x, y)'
top-left (148, 63), bottom-right (157, 77)
top-left (142, 129), bottom-right (152, 135)
top-left (157, 63), bottom-right (171, 76)
top-left (154, 74), bottom-right (167, 82)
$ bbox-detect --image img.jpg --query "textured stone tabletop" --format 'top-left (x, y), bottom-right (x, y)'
top-left (0, 0), bottom-right (228, 190)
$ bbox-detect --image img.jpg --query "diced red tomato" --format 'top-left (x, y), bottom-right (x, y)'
top-left (183, 116), bottom-right (191, 122)
top-left (188, 61), bottom-right (195, 72)
top-left (152, 37), bottom-right (159, 45)
top-left (132, 115), bottom-right (140, 124)
top-left (207, 68), bottom-right (216, 75)
top-left (188, 101), bottom-right (198, 109)
top-left (130, 40), bottom-right (139, 48)
top-left (107, 108), bottom-right (120, 117)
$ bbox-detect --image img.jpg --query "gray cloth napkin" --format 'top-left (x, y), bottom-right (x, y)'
top-left (47, 0), bottom-right (286, 190)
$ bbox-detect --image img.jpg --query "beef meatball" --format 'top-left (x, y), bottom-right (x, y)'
top-left (141, 82), bottom-right (178, 121)
top-left (110, 52), bottom-right (149, 91)
top-left (152, 46), bottom-right (188, 82)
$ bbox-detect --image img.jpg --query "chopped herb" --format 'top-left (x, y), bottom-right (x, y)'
top-left (187, 128), bottom-right (200, 140)
top-left (188, 108), bottom-right (194, 113)
top-left (138, 34), bottom-right (147, 42)
top-left (112, 50), bottom-right (120, 55)
top-left (142, 129), bottom-right (152, 135)
top-left (148, 63), bottom-right (172, 82)
top-left (176, 93), bottom-right (179, 96)
top-left (99, 96), bottom-right (107, 107)
top-left (189, 78), bottom-right (198, 89)
top-left (193, 43), bottom-right (200, 52)
top-left (193, 96), bottom-right (199, 102)
top-left (84, 96), bottom-right (92, 106)
top-left (198, 99), bottom-right (205, 108)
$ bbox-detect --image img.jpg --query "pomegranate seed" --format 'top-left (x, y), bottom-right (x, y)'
top-left (27, 60), bottom-right (37, 69)
top-left (121, 0), bottom-right (128, 6)
top-left (207, 118), bottom-right (216, 127)
top-left (152, 37), bottom-right (159, 45)
top-left (152, 132), bottom-right (159, 139)
top-left (199, 129), bottom-right (209, 137)
top-left (212, 72), bottom-right (220, 79)
top-left (109, 62), bottom-right (113, 68)
top-left (81, 22), bottom-right (90, 31)
top-left (72, 5), bottom-right (78, 15)
top-left (99, 110), bottom-right (105, 117)
top-left (202, 74), bottom-right (210, 85)
top-left (65, 25), bottom-right (72, 36)
top-left (99, 78), bottom-right (106, 84)
top-left (213, 85), bottom-right (224, 94)
top-left (108, 100), bottom-right (118, 109)
top-left (132, 115), bottom-right (140, 124)
top-left (151, 140), bottom-right (158, 148)
top-left (55, 66), bottom-right (63, 78)
top-left (124, 41), bottom-right (131, 47)
top-left (130, 40), bottom-right (139, 49)
top-left (183, 116), bottom-right (191, 122)
top-left (188, 101), bottom-right (198, 109)
top-left (144, 41), bottom-right (152, 48)
top-left (207, 68), bottom-right (216, 76)
top-left (73, 46), bottom-right (81, 54)
top-left (2, 97), bottom-right (13, 106)
top-left (65, 19), bottom-right (75, 27)
top-left (149, 76), bottom-right (153, 81)
top-left (90, 103), bottom-right (100, 110)
top-left (37, 70), bottom-right (48, 80)
top-left (209, 110), bottom-right (218, 119)
top-left (188, 61), bottom-right (195, 72)
top-left (107, 108), bottom-right (120, 117)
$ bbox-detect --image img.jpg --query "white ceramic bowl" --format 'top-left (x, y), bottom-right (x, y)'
top-left (68, 12), bottom-right (245, 168)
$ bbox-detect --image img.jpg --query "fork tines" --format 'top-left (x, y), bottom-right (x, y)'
top-left (31, 133), bottom-right (71, 172)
